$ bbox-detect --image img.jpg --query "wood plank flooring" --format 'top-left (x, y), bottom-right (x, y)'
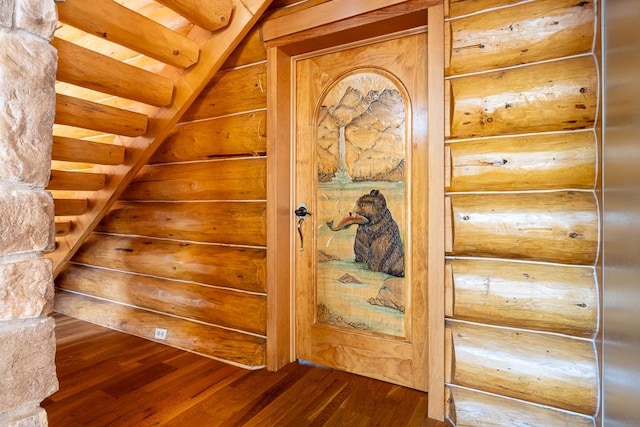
top-left (43, 314), bottom-right (450, 426)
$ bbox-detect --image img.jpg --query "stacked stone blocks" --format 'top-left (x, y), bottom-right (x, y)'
top-left (0, 0), bottom-right (59, 425)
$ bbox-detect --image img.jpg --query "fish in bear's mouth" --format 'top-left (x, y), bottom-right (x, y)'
top-left (326, 214), bottom-right (369, 231)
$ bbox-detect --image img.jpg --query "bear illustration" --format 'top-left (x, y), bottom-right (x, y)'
top-left (327, 189), bottom-right (405, 277)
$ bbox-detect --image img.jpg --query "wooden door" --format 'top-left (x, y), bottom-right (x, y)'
top-left (294, 30), bottom-right (430, 391)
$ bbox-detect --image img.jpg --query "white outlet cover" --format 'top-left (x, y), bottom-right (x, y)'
top-left (154, 328), bottom-right (168, 340)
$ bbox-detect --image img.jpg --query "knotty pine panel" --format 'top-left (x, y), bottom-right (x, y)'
top-left (55, 291), bottom-right (266, 367)
top-left (73, 234), bottom-right (266, 293)
top-left (98, 201), bottom-right (266, 246)
top-left (446, 0), bottom-right (594, 76)
top-left (121, 158), bottom-right (266, 201)
top-left (182, 62), bottom-right (267, 122)
top-left (57, 264), bottom-right (267, 335)
top-left (150, 111), bottom-right (266, 164)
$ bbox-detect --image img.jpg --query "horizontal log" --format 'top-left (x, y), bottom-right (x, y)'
top-left (55, 94), bottom-right (148, 137)
top-left (448, 56), bottom-right (598, 139)
top-left (447, 322), bottom-right (598, 415)
top-left (53, 2), bottom-right (194, 62)
top-left (57, 264), bottom-right (267, 335)
top-left (446, 131), bottom-right (596, 191)
top-left (221, 26), bottom-right (267, 70)
top-left (53, 37), bottom-right (174, 107)
top-left (52, 136), bottom-right (125, 166)
top-left (54, 290), bottom-right (265, 367)
top-left (73, 234), bottom-right (266, 293)
top-left (97, 201), bottom-right (266, 246)
top-left (55, 221), bottom-right (71, 237)
top-left (182, 62), bottom-right (267, 122)
top-left (47, 170), bottom-right (106, 192)
top-left (151, 111), bottom-right (267, 163)
top-left (447, 191), bottom-right (598, 265)
top-left (154, 0), bottom-right (232, 31)
top-left (447, 387), bottom-right (594, 426)
top-left (56, 0), bottom-right (200, 69)
top-left (446, 259), bottom-right (597, 337)
top-left (54, 198), bottom-right (88, 216)
top-left (121, 158), bottom-right (266, 201)
top-left (447, 0), bottom-right (525, 18)
top-left (446, 0), bottom-right (594, 75)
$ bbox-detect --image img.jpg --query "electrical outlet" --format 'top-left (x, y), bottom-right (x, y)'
top-left (154, 327), bottom-right (168, 340)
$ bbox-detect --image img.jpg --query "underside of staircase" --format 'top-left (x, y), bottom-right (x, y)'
top-left (48, 0), bottom-right (272, 277)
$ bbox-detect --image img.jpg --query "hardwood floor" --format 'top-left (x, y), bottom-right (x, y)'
top-left (43, 314), bottom-right (449, 426)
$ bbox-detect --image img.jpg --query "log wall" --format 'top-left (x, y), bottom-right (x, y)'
top-left (54, 24), bottom-right (269, 368)
top-left (52, 0), bottom-right (603, 422)
top-left (444, 0), bottom-right (600, 424)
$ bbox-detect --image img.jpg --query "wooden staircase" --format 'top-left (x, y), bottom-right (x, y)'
top-left (48, 0), bottom-right (272, 277)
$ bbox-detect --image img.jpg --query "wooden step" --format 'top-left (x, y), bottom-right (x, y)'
top-left (155, 0), bottom-right (233, 31)
top-left (55, 221), bottom-right (71, 237)
top-left (55, 94), bottom-right (148, 137)
top-left (47, 170), bottom-right (106, 192)
top-left (52, 136), bottom-right (125, 165)
top-left (53, 198), bottom-right (88, 216)
top-left (56, 0), bottom-right (200, 68)
top-left (49, 0), bottom-right (275, 278)
top-left (53, 37), bottom-right (174, 107)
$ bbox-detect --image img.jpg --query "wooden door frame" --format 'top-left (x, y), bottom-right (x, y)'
top-left (263, 0), bottom-right (445, 420)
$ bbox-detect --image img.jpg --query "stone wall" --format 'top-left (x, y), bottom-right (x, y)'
top-left (0, 0), bottom-right (59, 425)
